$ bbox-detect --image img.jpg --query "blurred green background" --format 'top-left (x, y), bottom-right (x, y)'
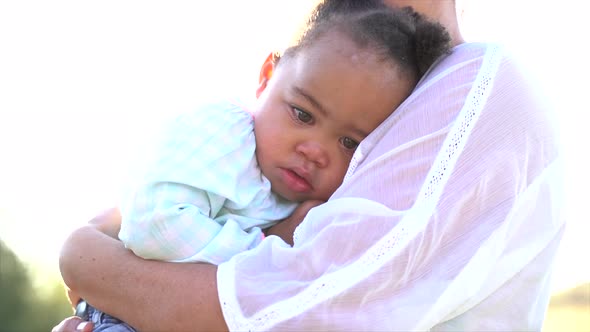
top-left (0, 241), bottom-right (71, 332)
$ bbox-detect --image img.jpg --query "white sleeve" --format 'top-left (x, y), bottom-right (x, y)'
top-left (217, 44), bottom-right (565, 331)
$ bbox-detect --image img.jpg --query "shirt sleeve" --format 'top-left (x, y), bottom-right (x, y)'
top-left (118, 100), bottom-right (274, 264)
top-left (217, 44), bottom-right (565, 331)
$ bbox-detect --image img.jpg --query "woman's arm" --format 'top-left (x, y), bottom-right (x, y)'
top-left (58, 202), bottom-right (319, 331)
top-left (59, 208), bottom-right (228, 332)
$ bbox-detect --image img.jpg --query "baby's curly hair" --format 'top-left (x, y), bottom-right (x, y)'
top-left (279, 0), bottom-right (451, 79)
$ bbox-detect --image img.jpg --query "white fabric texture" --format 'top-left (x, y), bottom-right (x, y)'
top-left (217, 42), bottom-right (565, 331)
top-left (118, 100), bottom-right (296, 264)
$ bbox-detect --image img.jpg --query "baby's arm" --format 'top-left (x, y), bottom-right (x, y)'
top-left (119, 182), bottom-right (263, 264)
top-left (118, 102), bottom-right (269, 264)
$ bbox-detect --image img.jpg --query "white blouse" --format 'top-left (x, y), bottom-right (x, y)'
top-left (217, 42), bottom-right (565, 331)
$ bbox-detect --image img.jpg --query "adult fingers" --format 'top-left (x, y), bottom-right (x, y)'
top-left (51, 316), bottom-right (93, 332)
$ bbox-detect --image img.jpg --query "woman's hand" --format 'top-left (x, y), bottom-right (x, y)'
top-left (265, 200), bottom-right (324, 245)
top-left (51, 317), bottom-right (94, 332)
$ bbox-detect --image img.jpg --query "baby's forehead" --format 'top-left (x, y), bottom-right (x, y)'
top-left (273, 38), bottom-right (409, 133)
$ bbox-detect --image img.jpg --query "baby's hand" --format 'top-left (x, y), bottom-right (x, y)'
top-left (266, 200), bottom-right (324, 245)
top-left (88, 207), bottom-right (122, 239)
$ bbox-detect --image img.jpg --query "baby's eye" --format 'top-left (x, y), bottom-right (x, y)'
top-left (340, 137), bottom-right (359, 150)
top-left (293, 107), bottom-right (313, 123)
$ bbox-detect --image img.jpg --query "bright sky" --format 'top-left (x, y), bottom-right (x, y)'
top-left (0, 0), bottom-right (588, 292)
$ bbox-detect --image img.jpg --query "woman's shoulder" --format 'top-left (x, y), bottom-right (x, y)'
top-left (413, 41), bottom-right (530, 95)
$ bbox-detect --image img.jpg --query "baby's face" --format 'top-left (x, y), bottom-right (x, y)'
top-left (253, 32), bottom-right (413, 202)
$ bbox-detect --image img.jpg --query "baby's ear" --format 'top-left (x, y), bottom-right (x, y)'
top-left (256, 52), bottom-right (276, 98)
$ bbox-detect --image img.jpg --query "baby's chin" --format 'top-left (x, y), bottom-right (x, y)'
top-left (272, 188), bottom-right (314, 203)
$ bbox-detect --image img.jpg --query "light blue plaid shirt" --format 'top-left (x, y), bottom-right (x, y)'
top-left (118, 99), bottom-right (297, 265)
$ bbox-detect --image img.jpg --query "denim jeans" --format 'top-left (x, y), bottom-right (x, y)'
top-left (76, 300), bottom-right (136, 332)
